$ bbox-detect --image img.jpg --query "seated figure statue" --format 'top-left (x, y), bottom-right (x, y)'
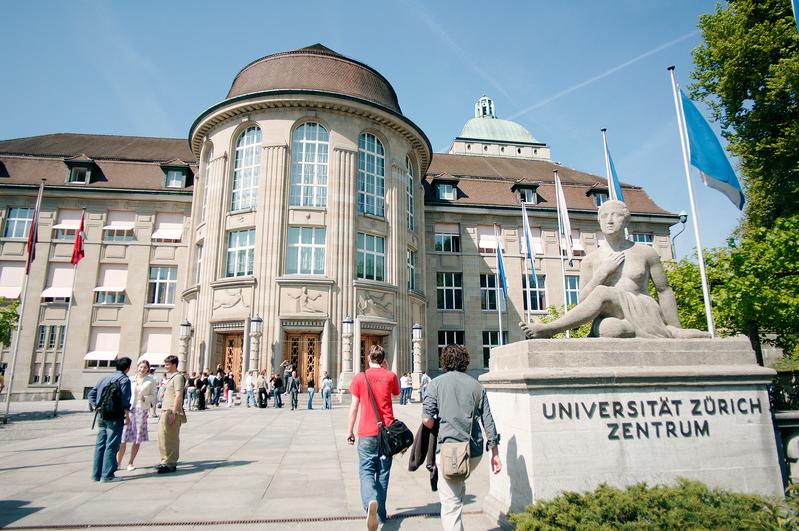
top-left (521, 200), bottom-right (709, 339)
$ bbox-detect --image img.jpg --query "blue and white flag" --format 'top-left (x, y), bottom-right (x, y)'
top-left (679, 89), bottom-right (745, 210)
top-left (604, 141), bottom-right (625, 202)
top-left (554, 173), bottom-right (574, 261)
top-left (494, 224), bottom-right (508, 300)
top-left (792, 0), bottom-right (799, 35)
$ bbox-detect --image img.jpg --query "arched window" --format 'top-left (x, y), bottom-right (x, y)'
top-left (231, 126), bottom-right (261, 211)
top-left (405, 156), bottom-right (415, 230)
top-left (201, 147), bottom-right (213, 223)
top-left (290, 122), bottom-right (329, 207)
top-left (358, 133), bottom-right (385, 217)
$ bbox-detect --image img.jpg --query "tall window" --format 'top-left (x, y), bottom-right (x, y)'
top-left (3, 208), bottom-right (33, 239)
top-left (434, 224), bottom-right (460, 253)
top-left (195, 244), bottom-right (203, 284)
top-left (477, 225), bottom-right (501, 254)
top-left (565, 275), bottom-right (580, 306)
top-left (406, 156), bottom-right (415, 230)
top-left (523, 274), bottom-right (547, 312)
top-left (407, 249), bottom-right (417, 291)
top-left (226, 229), bottom-right (255, 277)
top-left (290, 123), bottom-right (329, 207)
top-left (358, 133), bottom-right (385, 217)
top-left (357, 233), bottom-right (385, 281)
top-left (31, 324), bottom-right (64, 383)
top-left (103, 210), bottom-right (135, 241)
top-left (482, 330), bottom-right (508, 368)
top-left (480, 274), bottom-right (505, 311)
top-left (147, 267), bottom-right (177, 305)
top-left (437, 330), bottom-right (465, 362)
top-left (201, 148), bottom-right (213, 223)
top-left (287, 227), bottom-right (326, 275)
top-left (231, 126), bottom-right (261, 211)
top-left (436, 272), bottom-right (463, 310)
top-left (632, 232), bottom-right (654, 246)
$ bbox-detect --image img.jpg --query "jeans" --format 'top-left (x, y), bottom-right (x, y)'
top-left (187, 388), bottom-right (197, 410)
top-left (322, 388), bottom-right (332, 409)
top-left (290, 391), bottom-right (299, 410)
top-left (92, 416), bottom-right (124, 480)
top-left (212, 387), bottom-right (221, 405)
top-left (357, 436), bottom-right (392, 522)
top-left (246, 389), bottom-right (255, 407)
top-left (273, 389), bottom-right (283, 408)
top-left (400, 387), bottom-right (411, 405)
top-left (258, 388), bottom-right (268, 406)
top-left (307, 388), bottom-right (315, 409)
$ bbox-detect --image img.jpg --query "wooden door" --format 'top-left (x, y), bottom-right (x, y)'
top-left (223, 333), bottom-right (243, 390)
top-left (360, 335), bottom-right (383, 371)
top-left (286, 333), bottom-right (320, 387)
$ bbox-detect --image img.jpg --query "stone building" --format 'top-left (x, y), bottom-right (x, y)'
top-left (0, 44), bottom-right (677, 399)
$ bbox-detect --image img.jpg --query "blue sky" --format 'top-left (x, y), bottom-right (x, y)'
top-left (0, 0), bottom-right (740, 258)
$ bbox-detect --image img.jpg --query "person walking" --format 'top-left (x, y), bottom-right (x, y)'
top-left (346, 345), bottom-right (400, 530)
top-left (245, 370), bottom-right (256, 408)
top-left (224, 372), bottom-right (236, 407)
top-left (307, 372), bottom-right (315, 409)
top-left (197, 371), bottom-right (209, 411)
top-left (287, 370), bottom-right (301, 410)
top-left (87, 357), bottom-right (132, 482)
top-left (185, 372), bottom-right (198, 411)
top-left (320, 371), bottom-right (333, 410)
top-left (117, 359), bottom-right (156, 471)
top-left (257, 370), bottom-right (268, 408)
top-left (422, 344), bottom-right (502, 531)
top-left (271, 373), bottom-right (283, 408)
top-left (212, 370), bottom-right (224, 406)
top-left (280, 360), bottom-right (293, 393)
top-left (400, 373), bottom-right (412, 405)
top-left (157, 355), bottom-right (186, 474)
top-left (420, 371), bottom-right (431, 402)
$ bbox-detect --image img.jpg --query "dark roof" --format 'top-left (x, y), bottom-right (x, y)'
top-left (0, 134), bottom-right (195, 192)
top-left (226, 44), bottom-right (402, 114)
top-left (0, 133), bottom-right (196, 163)
top-left (426, 153), bottom-right (672, 217)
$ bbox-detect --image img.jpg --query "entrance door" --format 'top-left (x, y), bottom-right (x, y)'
top-left (223, 333), bottom-right (243, 390)
top-left (360, 335), bottom-right (383, 371)
top-left (286, 333), bottom-right (321, 388)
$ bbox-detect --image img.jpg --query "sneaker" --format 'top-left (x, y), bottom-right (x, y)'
top-left (126, 465), bottom-right (135, 471)
top-left (367, 500), bottom-right (378, 531)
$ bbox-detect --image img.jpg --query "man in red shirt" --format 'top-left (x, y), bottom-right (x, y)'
top-left (347, 345), bottom-right (400, 531)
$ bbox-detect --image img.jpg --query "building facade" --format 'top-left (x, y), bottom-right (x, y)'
top-left (0, 44), bottom-right (677, 399)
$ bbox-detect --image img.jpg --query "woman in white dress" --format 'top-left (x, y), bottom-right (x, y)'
top-left (117, 359), bottom-right (157, 471)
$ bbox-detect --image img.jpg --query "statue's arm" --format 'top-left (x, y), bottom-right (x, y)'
top-left (578, 256), bottom-right (600, 300)
top-left (649, 253), bottom-right (680, 327)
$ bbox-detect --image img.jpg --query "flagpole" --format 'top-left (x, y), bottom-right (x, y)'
top-left (553, 171), bottom-right (571, 338)
top-left (2, 273), bottom-right (31, 425)
top-left (601, 128), bottom-right (614, 200)
top-left (668, 66), bottom-right (716, 337)
top-left (493, 224), bottom-right (504, 346)
top-left (521, 203), bottom-right (533, 324)
top-left (53, 208), bottom-right (84, 417)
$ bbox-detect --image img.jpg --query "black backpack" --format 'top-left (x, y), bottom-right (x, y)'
top-left (98, 378), bottom-right (125, 420)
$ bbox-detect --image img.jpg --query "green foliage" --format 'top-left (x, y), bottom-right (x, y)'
top-left (509, 479), bottom-right (786, 530)
top-left (537, 305), bottom-right (591, 338)
top-left (691, 0), bottom-right (799, 230)
top-left (0, 298), bottom-right (19, 346)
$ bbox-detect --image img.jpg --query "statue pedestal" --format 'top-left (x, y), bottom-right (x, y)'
top-left (480, 337), bottom-right (783, 529)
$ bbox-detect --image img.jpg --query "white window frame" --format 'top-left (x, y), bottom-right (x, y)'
top-left (357, 133), bottom-right (385, 217)
top-left (290, 122), bottom-right (329, 208)
top-left (201, 148), bottom-right (213, 223)
top-left (520, 188), bottom-right (539, 204)
top-left (437, 183), bottom-right (456, 201)
top-left (436, 272), bottom-right (463, 310)
top-left (95, 291), bottom-right (126, 305)
top-left (164, 169), bottom-right (186, 188)
top-left (523, 274), bottom-right (547, 312)
top-left (231, 126), bottom-right (261, 212)
top-left (479, 273), bottom-right (505, 311)
top-left (482, 330), bottom-right (508, 368)
top-left (406, 156), bottom-right (415, 230)
top-left (3, 208), bottom-right (33, 239)
top-left (434, 226), bottom-right (460, 253)
top-left (31, 324), bottom-right (64, 383)
top-left (66, 166), bottom-right (90, 184)
top-left (437, 330), bottom-right (465, 360)
top-left (407, 249), bottom-right (416, 291)
top-left (633, 232), bottom-right (654, 246)
top-left (147, 266), bottom-right (177, 305)
top-left (565, 275), bottom-right (580, 306)
top-left (195, 244), bottom-right (203, 284)
top-left (286, 226), bottom-right (326, 275)
top-left (356, 232), bottom-right (385, 281)
top-left (226, 229), bottom-right (255, 278)
top-left (593, 191), bottom-right (609, 208)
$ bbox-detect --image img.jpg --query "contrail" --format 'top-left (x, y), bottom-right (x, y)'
top-left (508, 30), bottom-right (699, 119)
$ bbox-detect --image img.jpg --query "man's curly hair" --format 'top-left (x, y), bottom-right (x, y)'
top-left (439, 344), bottom-right (469, 372)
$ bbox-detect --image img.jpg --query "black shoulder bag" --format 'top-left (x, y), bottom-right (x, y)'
top-left (364, 374), bottom-right (414, 457)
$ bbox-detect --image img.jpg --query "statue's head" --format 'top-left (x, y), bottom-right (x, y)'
top-left (597, 200), bottom-right (631, 236)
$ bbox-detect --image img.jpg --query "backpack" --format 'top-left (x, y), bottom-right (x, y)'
top-left (98, 377), bottom-right (125, 420)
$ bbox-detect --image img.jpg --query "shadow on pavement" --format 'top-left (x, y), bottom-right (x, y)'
top-left (0, 500), bottom-right (42, 527)
top-left (0, 409), bottom-right (89, 423)
top-left (132, 459), bottom-right (254, 478)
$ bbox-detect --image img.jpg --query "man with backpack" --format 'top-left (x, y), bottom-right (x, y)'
top-left (88, 357), bottom-right (132, 482)
top-left (422, 344), bottom-right (501, 531)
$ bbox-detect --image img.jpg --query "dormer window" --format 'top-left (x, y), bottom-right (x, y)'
top-left (64, 154), bottom-right (94, 184)
top-left (592, 190), bottom-right (609, 208)
top-left (438, 183), bottom-right (456, 201)
top-left (512, 183), bottom-right (539, 205)
top-left (160, 159), bottom-right (190, 189)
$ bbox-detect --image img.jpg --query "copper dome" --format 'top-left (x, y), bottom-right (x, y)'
top-left (225, 44), bottom-right (402, 114)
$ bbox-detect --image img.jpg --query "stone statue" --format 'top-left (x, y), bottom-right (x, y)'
top-left (521, 200), bottom-right (709, 339)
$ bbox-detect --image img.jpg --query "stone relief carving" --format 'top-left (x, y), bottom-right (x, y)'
top-left (357, 291), bottom-right (394, 319)
top-left (287, 286), bottom-right (324, 314)
top-left (213, 288), bottom-right (251, 312)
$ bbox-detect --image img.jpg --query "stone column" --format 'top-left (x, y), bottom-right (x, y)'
top-left (411, 324), bottom-right (423, 401)
top-left (178, 335), bottom-right (190, 373)
top-left (249, 328), bottom-right (261, 373)
top-left (339, 317), bottom-right (354, 391)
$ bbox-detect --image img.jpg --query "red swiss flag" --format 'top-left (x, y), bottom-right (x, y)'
top-left (70, 210), bottom-right (85, 265)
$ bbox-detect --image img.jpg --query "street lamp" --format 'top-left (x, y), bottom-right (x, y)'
top-left (671, 210), bottom-right (688, 258)
top-left (250, 315), bottom-right (263, 335)
top-left (412, 322), bottom-right (423, 341)
top-left (179, 319), bottom-right (192, 338)
top-left (411, 323), bottom-right (424, 401)
top-left (343, 316), bottom-right (353, 337)
top-left (178, 319), bottom-right (192, 371)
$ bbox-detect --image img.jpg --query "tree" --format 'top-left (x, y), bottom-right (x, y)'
top-left (537, 305), bottom-right (592, 338)
top-left (691, 0), bottom-right (799, 231)
top-left (0, 298), bottom-right (19, 346)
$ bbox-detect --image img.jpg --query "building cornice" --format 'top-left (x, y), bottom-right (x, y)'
top-left (424, 203), bottom-right (680, 225)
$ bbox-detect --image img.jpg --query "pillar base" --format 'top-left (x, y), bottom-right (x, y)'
top-left (338, 370), bottom-right (355, 392)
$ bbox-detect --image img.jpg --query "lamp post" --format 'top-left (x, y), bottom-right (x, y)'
top-left (411, 323), bottom-right (424, 402)
top-left (178, 319), bottom-right (192, 372)
top-left (671, 210), bottom-right (688, 259)
top-left (249, 315), bottom-right (263, 372)
top-left (339, 316), bottom-right (354, 391)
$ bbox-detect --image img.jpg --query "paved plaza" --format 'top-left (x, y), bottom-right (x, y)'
top-left (0, 394), bottom-right (498, 530)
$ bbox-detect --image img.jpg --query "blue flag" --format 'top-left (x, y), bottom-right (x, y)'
top-left (494, 225), bottom-right (508, 299)
top-left (605, 145), bottom-right (625, 202)
top-left (793, 0), bottom-right (799, 34)
top-left (680, 89), bottom-right (745, 210)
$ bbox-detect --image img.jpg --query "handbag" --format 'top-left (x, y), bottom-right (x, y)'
top-left (364, 374), bottom-right (414, 457)
top-left (439, 386), bottom-right (482, 480)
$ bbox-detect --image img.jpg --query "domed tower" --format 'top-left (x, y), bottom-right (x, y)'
top-left (449, 95), bottom-right (551, 160)
top-left (184, 44), bottom-right (431, 389)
